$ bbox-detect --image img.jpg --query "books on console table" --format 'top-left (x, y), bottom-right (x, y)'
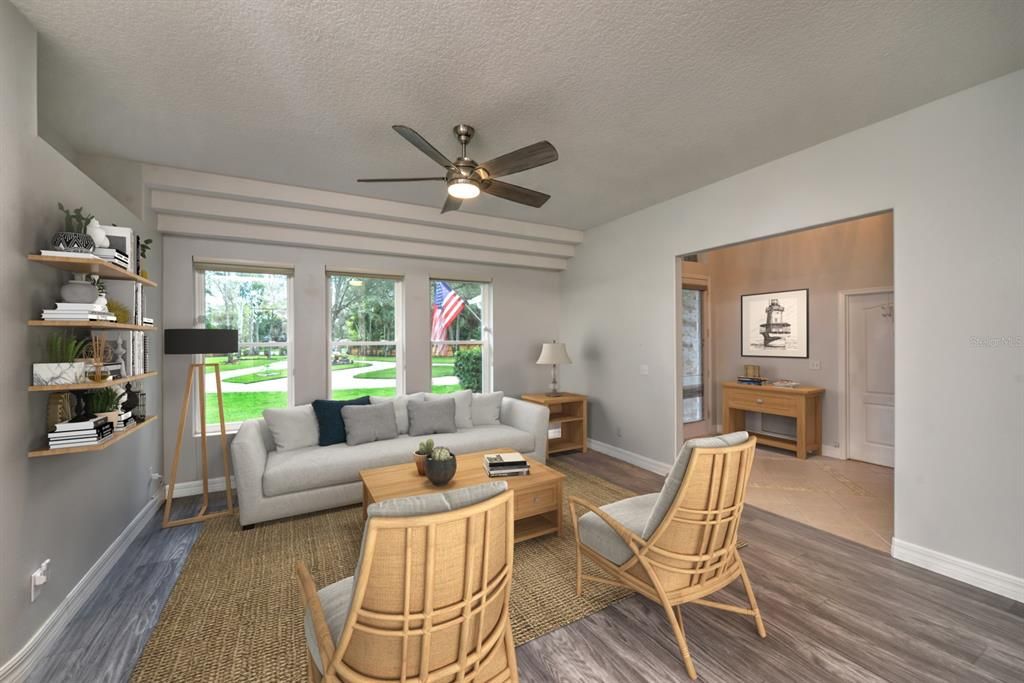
top-left (484, 452), bottom-right (530, 478)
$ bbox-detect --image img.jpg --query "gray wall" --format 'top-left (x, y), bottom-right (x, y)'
top-left (698, 211), bottom-right (894, 448)
top-left (162, 235), bottom-right (561, 484)
top-left (560, 70), bottom-right (1024, 580)
top-left (0, 0), bottom-right (162, 664)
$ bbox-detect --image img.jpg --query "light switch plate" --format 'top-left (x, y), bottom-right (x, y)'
top-left (639, 364), bottom-right (649, 376)
top-left (809, 360), bottom-right (822, 370)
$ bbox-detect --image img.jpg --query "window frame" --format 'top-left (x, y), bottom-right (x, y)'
top-left (325, 271), bottom-right (404, 399)
top-left (193, 264), bottom-right (295, 435)
top-left (428, 278), bottom-right (493, 394)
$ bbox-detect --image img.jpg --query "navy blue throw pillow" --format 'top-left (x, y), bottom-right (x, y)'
top-left (312, 396), bottom-right (371, 446)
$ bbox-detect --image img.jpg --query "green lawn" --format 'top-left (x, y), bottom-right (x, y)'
top-left (330, 361), bottom-right (371, 371)
top-left (353, 364), bottom-right (455, 380)
top-left (204, 391), bottom-right (288, 424)
top-left (430, 384), bottom-right (462, 394)
top-left (224, 368), bottom-right (288, 384)
top-left (204, 355), bottom-right (287, 373)
top-left (330, 387), bottom-right (399, 401)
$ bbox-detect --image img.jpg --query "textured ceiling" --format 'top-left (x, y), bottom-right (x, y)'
top-left (13, 0), bottom-right (1024, 229)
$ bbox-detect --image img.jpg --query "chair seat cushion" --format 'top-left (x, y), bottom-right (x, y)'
top-left (304, 575), bottom-right (354, 675)
top-left (578, 493), bottom-right (659, 566)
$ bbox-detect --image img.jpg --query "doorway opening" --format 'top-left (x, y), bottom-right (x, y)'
top-left (676, 211), bottom-right (894, 553)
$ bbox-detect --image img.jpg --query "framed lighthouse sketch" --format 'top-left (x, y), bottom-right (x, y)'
top-left (740, 289), bottom-right (809, 358)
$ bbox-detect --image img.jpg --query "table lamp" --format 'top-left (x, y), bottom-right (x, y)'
top-left (536, 341), bottom-right (572, 396)
top-left (163, 328), bottom-right (238, 528)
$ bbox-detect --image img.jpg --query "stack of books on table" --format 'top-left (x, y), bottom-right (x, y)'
top-left (114, 409), bottom-right (136, 432)
top-left (47, 416), bottom-right (114, 449)
top-left (93, 247), bottom-right (129, 270)
top-left (737, 375), bottom-right (767, 385)
top-left (484, 452), bottom-right (531, 478)
top-left (41, 302), bottom-right (116, 323)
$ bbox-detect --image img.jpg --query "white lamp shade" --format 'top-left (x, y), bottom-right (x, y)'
top-left (536, 342), bottom-right (572, 366)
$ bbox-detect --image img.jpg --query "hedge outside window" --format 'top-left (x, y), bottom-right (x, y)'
top-left (428, 279), bottom-right (491, 394)
top-left (329, 273), bottom-right (401, 400)
top-left (195, 265), bottom-right (293, 429)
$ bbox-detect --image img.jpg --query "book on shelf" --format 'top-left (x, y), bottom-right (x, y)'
top-left (48, 421), bottom-right (114, 446)
top-left (54, 302), bottom-right (105, 311)
top-left (52, 415), bottom-right (110, 433)
top-left (38, 250), bottom-right (100, 260)
top-left (41, 311), bottom-right (117, 322)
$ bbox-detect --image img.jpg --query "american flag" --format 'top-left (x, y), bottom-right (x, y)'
top-left (431, 281), bottom-right (466, 354)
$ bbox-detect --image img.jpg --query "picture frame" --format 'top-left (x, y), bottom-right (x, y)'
top-left (740, 288), bottom-right (809, 358)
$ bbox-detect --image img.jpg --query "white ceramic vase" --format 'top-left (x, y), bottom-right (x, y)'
top-left (86, 218), bottom-right (109, 248)
top-left (60, 276), bottom-right (99, 303)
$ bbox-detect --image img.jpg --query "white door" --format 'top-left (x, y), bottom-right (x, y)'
top-left (847, 292), bottom-right (895, 467)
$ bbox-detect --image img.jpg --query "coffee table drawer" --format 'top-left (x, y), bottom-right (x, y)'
top-left (514, 484), bottom-right (558, 519)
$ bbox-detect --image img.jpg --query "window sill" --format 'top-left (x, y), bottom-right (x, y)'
top-left (192, 426), bottom-right (241, 439)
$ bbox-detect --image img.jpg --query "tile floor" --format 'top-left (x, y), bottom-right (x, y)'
top-left (746, 447), bottom-right (894, 553)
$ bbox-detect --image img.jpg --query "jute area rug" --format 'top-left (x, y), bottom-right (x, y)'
top-left (131, 459), bottom-right (637, 682)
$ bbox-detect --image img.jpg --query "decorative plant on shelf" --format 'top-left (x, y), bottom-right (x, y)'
top-left (139, 238), bottom-right (153, 279)
top-left (425, 445), bottom-right (457, 486)
top-left (52, 203), bottom-right (97, 253)
top-left (84, 387), bottom-right (123, 420)
top-left (33, 333), bottom-right (89, 386)
top-left (413, 438), bottom-right (434, 476)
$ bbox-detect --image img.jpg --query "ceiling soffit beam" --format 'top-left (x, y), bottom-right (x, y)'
top-left (142, 165), bottom-right (583, 245)
top-left (157, 214), bottom-right (568, 272)
top-left (150, 190), bottom-right (574, 259)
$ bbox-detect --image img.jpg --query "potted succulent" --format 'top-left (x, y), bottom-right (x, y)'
top-left (425, 446), bottom-right (457, 486)
top-left (33, 333), bottom-right (89, 385)
top-left (414, 438), bottom-right (433, 476)
top-left (52, 203), bottom-right (96, 253)
top-left (84, 387), bottom-right (123, 424)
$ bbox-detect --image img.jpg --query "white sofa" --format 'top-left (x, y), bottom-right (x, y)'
top-left (230, 397), bottom-right (549, 526)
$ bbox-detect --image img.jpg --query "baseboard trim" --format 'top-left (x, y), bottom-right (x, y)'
top-left (0, 496), bottom-right (162, 681)
top-left (891, 538), bottom-right (1024, 602)
top-left (167, 475), bottom-right (236, 499)
top-left (589, 439), bottom-right (672, 476)
top-left (821, 445), bottom-right (843, 459)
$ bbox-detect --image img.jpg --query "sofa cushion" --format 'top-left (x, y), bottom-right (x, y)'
top-left (369, 481), bottom-right (507, 518)
top-left (263, 405), bottom-right (319, 452)
top-left (433, 425), bottom-right (535, 456)
top-left (370, 392), bottom-right (425, 434)
top-left (304, 575), bottom-right (353, 675)
top-left (578, 493), bottom-right (659, 566)
top-left (343, 403), bottom-right (399, 446)
top-left (426, 389), bottom-right (473, 429)
top-left (641, 431), bottom-right (750, 539)
top-left (312, 396), bottom-right (370, 446)
top-left (263, 436), bottom-right (424, 497)
top-left (471, 391), bottom-right (504, 426)
top-left (408, 397), bottom-right (456, 436)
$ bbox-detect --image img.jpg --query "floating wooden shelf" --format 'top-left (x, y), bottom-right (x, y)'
top-left (28, 320), bottom-right (156, 332)
top-left (29, 416), bottom-right (159, 458)
top-left (28, 371), bottom-right (158, 393)
top-left (28, 254), bottom-right (158, 287)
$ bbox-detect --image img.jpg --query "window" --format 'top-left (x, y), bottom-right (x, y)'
top-left (428, 279), bottom-right (491, 394)
top-left (328, 273), bottom-right (401, 400)
top-left (195, 264), bottom-right (293, 429)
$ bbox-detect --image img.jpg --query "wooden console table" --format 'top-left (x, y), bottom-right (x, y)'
top-left (721, 381), bottom-right (824, 459)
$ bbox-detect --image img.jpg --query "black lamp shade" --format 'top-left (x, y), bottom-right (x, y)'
top-left (165, 329), bottom-right (238, 355)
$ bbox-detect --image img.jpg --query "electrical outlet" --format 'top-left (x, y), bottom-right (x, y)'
top-left (616, 426), bottom-right (623, 438)
top-left (149, 468), bottom-right (163, 498)
top-left (809, 359), bottom-right (822, 370)
top-left (31, 559), bottom-right (50, 603)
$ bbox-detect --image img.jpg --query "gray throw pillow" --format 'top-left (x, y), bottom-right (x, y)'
top-left (263, 405), bottom-right (319, 452)
top-left (408, 397), bottom-right (457, 436)
top-left (471, 391), bottom-right (504, 426)
top-left (425, 389), bottom-right (473, 429)
top-left (342, 403), bottom-right (399, 446)
top-left (370, 392), bottom-right (425, 434)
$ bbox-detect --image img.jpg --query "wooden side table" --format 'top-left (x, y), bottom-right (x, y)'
top-left (521, 392), bottom-right (588, 456)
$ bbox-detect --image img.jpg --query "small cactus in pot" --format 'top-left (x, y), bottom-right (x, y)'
top-left (413, 438), bottom-right (434, 476)
top-left (425, 446), bottom-right (457, 486)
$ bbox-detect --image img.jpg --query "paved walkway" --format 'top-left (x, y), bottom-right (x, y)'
top-left (212, 359), bottom-right (457, 392)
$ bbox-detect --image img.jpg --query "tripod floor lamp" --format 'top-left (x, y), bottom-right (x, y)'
top-left (163, 329), bottom-right (238, 528)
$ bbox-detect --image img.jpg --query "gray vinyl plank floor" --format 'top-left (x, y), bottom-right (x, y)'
top-left (24, 456), bottom-right (1024, 682)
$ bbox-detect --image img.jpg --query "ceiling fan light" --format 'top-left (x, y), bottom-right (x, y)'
top-left (447, 177), bottom-right (480, 199)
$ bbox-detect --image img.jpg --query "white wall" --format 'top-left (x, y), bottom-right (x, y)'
top-left (561, 71), bottom-right (1024, 585)
top-left (0, 0), bottom-right (162, 665)
top-left (162, 236), bottom-right (561, 483)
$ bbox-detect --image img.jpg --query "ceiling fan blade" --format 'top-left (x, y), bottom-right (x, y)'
top-left (392, 125), bottom-right (454, 169)
top-left (441, 195), bottom-right (462, 214)
top-left (481, 180), bottom-right (550, 208)
top-left (475, 141), bottom-right (558, 179)
top-left (357, 177), bottom-right (444, 183)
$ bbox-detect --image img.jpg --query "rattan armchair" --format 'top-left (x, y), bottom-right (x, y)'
top-left (297, 482), bottom-right (518, 683)
top-left (570, 433), bottom-right (765, 680)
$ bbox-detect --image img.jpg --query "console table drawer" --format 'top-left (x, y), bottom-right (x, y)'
top-left (514, 484), bottom-right (559, 519)
top-left (727, 390), bottom-right (798, 415)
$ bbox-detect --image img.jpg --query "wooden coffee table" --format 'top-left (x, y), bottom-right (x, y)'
top-left (360, 449), bottom-right (565, 543)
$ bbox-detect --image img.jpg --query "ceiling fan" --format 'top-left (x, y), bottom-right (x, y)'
top-left (358, 124), bottom-right (558, 213)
